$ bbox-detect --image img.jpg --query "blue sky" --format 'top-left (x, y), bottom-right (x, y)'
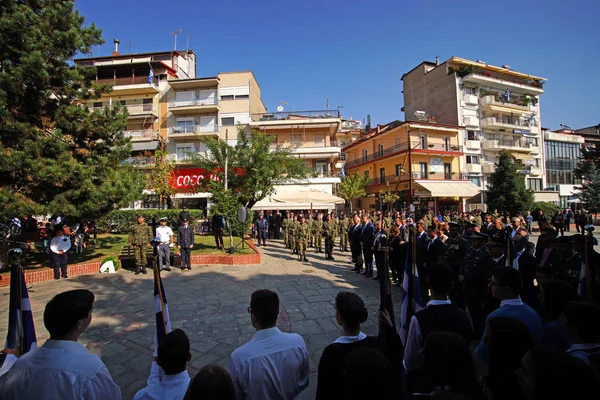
top-left (76, 0), bottom-right (600, 130)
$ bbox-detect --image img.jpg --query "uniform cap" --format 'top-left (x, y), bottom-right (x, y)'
top-left (159, 217), bottom-right (167, 221)
top-left (137, 215), bottom-right (145, 218)
top-left (448, 222), bottom-right (461, 230)
top-left (472, 232), bottom-right (489, 240)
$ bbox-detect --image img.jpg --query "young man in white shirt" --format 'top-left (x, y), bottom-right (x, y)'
top-left (50, 227), bottom-right (71, 279)
top-left (229, 289), bottom-right (309, 400)
top-left (0, 289), bottom-right (121, 400)
top-left (134, 329), bottom-right (191, 400)
top-left (155, 217), bottom-right (174, 272)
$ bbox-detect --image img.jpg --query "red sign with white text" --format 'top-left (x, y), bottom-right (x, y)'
top-left (170, 168), bottom-right (220, 191)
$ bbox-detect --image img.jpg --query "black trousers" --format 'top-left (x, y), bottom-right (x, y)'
top-left (180, 247), bottom-right (191, 268)
top-left (363, 247), bottom-right (373, 273)
top-left (258, 231), bottom-right (267, 245)
top-left (214, 228), bottom-right (224, 248)
top-left (274, 224), bottom-right (281, 239)
top-left (52, 253), bottom-right (68, 279)
top-left (374, 252), bottom-right (386, 279)
top-left (351, 243), bottom-right (363, 270)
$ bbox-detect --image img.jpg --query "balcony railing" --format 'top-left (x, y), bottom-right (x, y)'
top-left (345, 141), bottom-right (462, 169)
top-left (367, 172), bottom-right (469, 186)
top-left (481, 94), bottom-right (534, 110)
top-left (269, 140), bottom-right (340, 149)
top-left (252, 109), bottom-right (340, 122)
top-left (168, 124), bottom-right (219, 135)
top-left (169, 98), bottom-right (218, 108)
top-left (461, 67), bottom-right (544, 89)
top-left (122, 130), bottom-right (157, 139)
top-left (122, 156), bottom-right (155, 167)
top-left (482, 116), bottom-right (533, 129)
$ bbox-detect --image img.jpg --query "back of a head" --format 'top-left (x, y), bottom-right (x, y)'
top-left (488, 317), bottom-right (535, 372)
top-left (428, 266), bottom-right (454, 296)
top-left (157, 329), bottom-right (190, 375)
top-left (492, 267), bottom-right (522, 297)
top-left (541, 280), bottom-right (579, 321)
top-left (335, 292), bottom-right (368, 328)
top-left (184, 364), bottom-right (235, 400)
top-left (562, 301), bottom-right (600, 343)
top-left (422, 331), bottom-right (483, 398)
top-left (528, 347), bottom-right (600, 400)
top-left (250, 289), bottom-right (279, 328)
top-left (343, 347), bottom-right (396, 400)
top-left (44, 289), bottom-right (95, 338)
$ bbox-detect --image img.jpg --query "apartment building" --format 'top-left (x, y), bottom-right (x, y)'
top-left (342, 120), bottom-right (480, 213)
top-left (250, 110), bottom-right (342, 209)
top-left (74, 47), bottom-right (265, 210)
top-left (542, 128), bottom-right (585, 207)
top-left (402, 57), bottom-right (546, 207)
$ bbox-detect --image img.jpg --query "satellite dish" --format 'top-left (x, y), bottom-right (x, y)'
top-left (277, 105), bottom-right (284, 112)
top-left (237, 206), bottom-right (248, 223)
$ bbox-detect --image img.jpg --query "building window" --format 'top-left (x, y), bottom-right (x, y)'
top-left (220, 95), bottom-right (234, 101)
top-left (468, 176), bottom-right (481, 186)
top-left (420, 135), bottom-right (427, 149)
top-left (364, 170), bottom-right (369, 179)
top-left (235, 94), bottom-right (249, 99)
top-left (395, 164), bottom-right (402, 176)
top-left (176, 144), bottom-right (195, 162)
top-left (527, 178), bottom-right (543, 191)
top-left (221, 117), bottom-right (235, 126)
top-left (93, 101), bottom-right (102, 109)
top-left (379, 168), bottom-right (385, 184)
top-left (378, 144), bottom-right (384, 157)
top-left (362, 149), bottom-right (368, 162)
top-left (419, 162), bottom-right (428, 179)
top-left (444, 137), bottom-right (450, 151)
top-left (467, 130), bottom-right (479, 140)
top-left (466, 155), bottom-right (479, 164)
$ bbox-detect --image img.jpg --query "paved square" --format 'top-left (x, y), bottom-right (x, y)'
top-left (0, 240), bottom-right (390, 399)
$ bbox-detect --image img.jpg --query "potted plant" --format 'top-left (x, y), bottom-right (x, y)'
top-left (451, 145), bottom-right (460, 151)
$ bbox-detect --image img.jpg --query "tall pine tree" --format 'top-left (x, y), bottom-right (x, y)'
top-left (574, 161), bottom-right (600, 213)
top-left (574, 142), bottom-right (600, 180)
top-left (487, 150), bottom-right (534, 214)
top-left (0, 1), bottom-right (145, 220)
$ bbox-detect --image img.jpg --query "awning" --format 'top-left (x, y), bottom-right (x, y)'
top-left (252, 189), bottom-right (345, 211)
top-left (131, 141), bottom-right (159, 152)
top-left (488, 104), bottom-right (529, 115)
top-left (413, 180), bottom-right (481, 198)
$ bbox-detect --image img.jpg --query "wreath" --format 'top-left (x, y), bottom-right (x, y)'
top-left (100, 256), bottom-right (120, 273)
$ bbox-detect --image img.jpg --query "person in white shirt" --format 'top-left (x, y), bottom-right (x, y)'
top-left (0, 289), bottom-right (121, 400)
top-left (155, 218), bottom-right (174, 272)
top-left (50, 227), bottom-right (71, 279)
top-left (228, 289), bottom-right (309, 400)
top-left (134, 329), bottom-right (191, 400)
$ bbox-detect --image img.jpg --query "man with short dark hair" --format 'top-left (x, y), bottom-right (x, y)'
top-left (562, 302), bottom-right (600, 366)
top-left (475, 267), bottom-right (543, 365)
top-left (228, 289), bottom-right (309, 399)
top-left (133, 329), bottom-right (192, 400)
top-left (360, 214), bottom-right (375, 277)
top-left (513, 233), bottom-right (538, 307)
top-left (50, 227), bottom-right (71, 280)
top-left (177, 218), bottom-right (194, 270)
top-left (0, 290), bottom-right (121, 399)
top-left (404, 266), bottom-right (473, 372)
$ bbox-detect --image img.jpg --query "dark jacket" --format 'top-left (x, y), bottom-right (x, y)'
top-left (211, 214), bottom-right (225, 230)
top-left (518, 251), bottom-right (538, 306)
top-left (177, 224), bottom-right (194, 248)
top-left (361, 222), bottom-right (374, 248)
top-left (424, 237), bottom-right (444, 268)
top-left (416, 231), bottom-right (429, 266)
top-left (350, 223), bottom-right (362, 245)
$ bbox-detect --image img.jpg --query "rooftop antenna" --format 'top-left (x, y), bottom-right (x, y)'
top-left (186, 33), bottom-right (190, 52)
top-left (172, 29), bottom-right (182, 50)
top-left (277, 100), bottom-right (287, 113)
top-left (337, 105), bottom-right (344, 116)
top-left (129, 41), bottom-right (132, 54)
top-left (325, 98), bottom-right (329, 111)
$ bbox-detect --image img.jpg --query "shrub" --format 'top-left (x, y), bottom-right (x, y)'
top-left (96, 209), bottom-right (204, 233)
top-left (532, 202), bottom-right (561, 220)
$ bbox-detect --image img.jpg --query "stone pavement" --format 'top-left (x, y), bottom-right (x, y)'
top-left (0, 239), bottom-right (390, 400)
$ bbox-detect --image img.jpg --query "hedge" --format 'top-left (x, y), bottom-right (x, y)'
top-left (532, 202), bottom-right (561, 221)
top-left (96, 209), bottom-right (204, 233)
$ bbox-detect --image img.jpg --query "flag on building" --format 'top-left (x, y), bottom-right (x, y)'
top-left (153, 262), bottom-right (171, 356)
top-left (148, 68), bottom-right (154, 84)
top-left (340, 165), bottom-right (346, 179)
top-left (504, 89), bottom-right (510, 102)
top-left (399, 229), bottom-right (423, 345)
top-left (1, 263), bottom-right (37, 374)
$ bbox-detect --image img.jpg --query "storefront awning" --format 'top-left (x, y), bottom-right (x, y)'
top-left (131, 141), bottom-right (159, 152)
top-left (413, 180), bottom-right (481, 198)
top-left (253, 190), bottom-right (345, 211)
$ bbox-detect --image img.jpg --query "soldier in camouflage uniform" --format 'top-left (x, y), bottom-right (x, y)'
top-left (282, 214), bottom-right (290, 247)
top-left (288, 214), bottom-right (298, 254)
top-left (128, 215), bottom-right (152, 275)
top-left (307, 213), bottom-right (314, 248)
top-left (338, 212), bottom-right (349, 252)
top-left (296, 217), bottom-right (309, 262)
top-left (382, 211), bottom-right (392, 233)
top-left (324, 214), bottom-right (336, 260)
top-left (313, 214), bottom-right (323, 253)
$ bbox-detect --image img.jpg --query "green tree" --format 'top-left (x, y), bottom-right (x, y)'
top-left (206, 181), bottom-right (252, 236)
top-left (192, 128), bottom-right (309, 209)
top-left (574, 142), bottom-right (600, 180)
top-left (0, 0), bottom-right (145, 220)
top-left (574, 161), bottom-right (600, 213)
top-left (380, 183), bottom-right (400, 211)
top-left (339, 173), bottom-right (369, 213)
top-left (146, 150), bottom-right (176, 209)
top-left (487, 150), bottom-right (534, 214)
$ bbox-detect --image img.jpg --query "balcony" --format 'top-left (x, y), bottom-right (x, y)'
top-left (168, 124), bottom-right (219, 139)
top-left (123, 130), bottom-right (158, 141)
top-left (482, 163), bottom-right (496, 174)
top-left (122, 156), bottom-right (155, 167)
top-left (168, 153), bottom-right (206, 164)
top-left (480, 95), bottom-right (533, 113)
top-left (124, 103), bottom-right (158, 119)
top-left (463, 116), bottom-right (480, 127)
top-left (518, 165), bottom-right (542, 175)
top-left (464, 140), bottom-right (481, 150)
top-left (482, 139), bottom-right (533, 153)
top-left (270, 141), bottom-right (341, 159)
top-left (367, 172), bottom-right (469, 187)
top-left (169, 97), bottom-right (219, 114)
top-left (463, 164), bottom-right (482, 174)
top-left (345, 141), bottom-right (462, 169)
top-left (461, 68), bottom-right (544, 96)
top-left (462, 94), bottom-right (478, 105)
top-left (412, 141), bottom-right (463, 155)
top-left (481, 116), bottom-right (532, 131)
top-left (250, 110), bottom-right (341, 126)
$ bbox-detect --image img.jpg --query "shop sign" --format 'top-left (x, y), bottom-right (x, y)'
top-left (171, 167), bottom-right (220, 191)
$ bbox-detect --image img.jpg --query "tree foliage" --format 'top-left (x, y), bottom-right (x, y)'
top-left (574, 161), bottom-right (600, 212)
top-left (486, 150), bottom-right (534, 214)
top-left (206, 181), bottom-right (253, 236)
top-left (0, 0), bottom-right (145, 220)
top-left (574, 142), bottom-right (600, 180)
top-left (146, 150), bottom-right (176, 209)
top-left (339, 173), bottom-right (369, 213)
top-left (192, 128), bottom-right (310, 209)
top-left (380, 184), bottom-right (400, 211)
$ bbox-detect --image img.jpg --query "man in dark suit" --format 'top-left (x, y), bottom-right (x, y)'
top-left (254, 214), bottom-right (269, 246)
top-left (274, 209), bottom-right (282, 240)
top-left (424, 226), bottom-right (444, 270)
top-left (360, 214), bottom-right (374, 278)
top-left (372, 221), bottom-right (386, 281)
top-left (177, 218), bottom-right (194, 270)
top-left (513, 233), bottom-right (538, 307)
top-left (350, 215), bottom-right (363, 272)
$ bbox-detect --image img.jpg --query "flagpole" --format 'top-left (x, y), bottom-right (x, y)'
top-left (16, 263), bottom-right (24, 352)
top-left (584, 227), bottom-right (592, 302)
top-left (153, 256), bottom-right (167, 336)
top-left (411, 225), bottom-right (417, 314)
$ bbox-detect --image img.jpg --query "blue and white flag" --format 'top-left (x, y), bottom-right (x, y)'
top-left (148, 68), bottom-right (154, 84)
top-left (340, 166), bottom-right (346, 179)
top-left (153, 265), bottom-right (171, 356)
top-left (504, 89), bottom-right (510, 102)
top-left (399, 229), bottom-right (424, 345)
top-left (1, 263), bottom-right (37, 375)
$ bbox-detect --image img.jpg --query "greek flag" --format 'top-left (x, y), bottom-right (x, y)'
top-left (399, 228), bottom-right (423, 345)
top-left (340, 165), bottom-right (346, 179)
top-left (504, 89), bottom-right (510, 102)
top-left (153, 262), bottom-right (171, 356)
top-left (148, 68), bottom-right (154, 84)
top-left (1, 263), bottom-right (37, 375)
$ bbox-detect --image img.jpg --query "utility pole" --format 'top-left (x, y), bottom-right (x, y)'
top-left (407, 127), bottom-right (413, 208)
top-left (172, 29), bottom-right (182, 50)
top-left (224, 129), bottom-right (228, 191)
